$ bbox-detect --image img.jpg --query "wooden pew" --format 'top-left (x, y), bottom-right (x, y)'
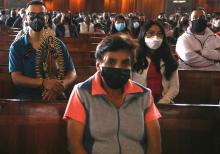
top-left (175, 68), bottom-right (220, 104)
top-left (158, 103), bottom-right (220, 154)
top-left (0, 64), bottom-right (8, 73)
top-left (0, 66), bottom-right (97, 99)
top-left (69, 51), bottom-right (96, 66)
top-left (0, 100), bottom-right (68, 154)
top-left (0, 50), bottom-right (9, 66)
top-left (0, 100), bottom-right (219, 154)
top-left (0, 73), bottom-right (14, 98)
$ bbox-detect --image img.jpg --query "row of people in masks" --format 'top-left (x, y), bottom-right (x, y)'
top-left (156, 11), bottom-right (220, 44)
top-left (9, 1), bottom-right (179, 104)
top-left (176, 9), bottom-right (220, 68)
top-left (8, 2), bottom-right (162, 153)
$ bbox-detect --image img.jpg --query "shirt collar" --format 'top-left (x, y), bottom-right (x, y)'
top-left (92, 71), bottom-right (143, 96)
top-left (24, 33), bottom-right (30, 46)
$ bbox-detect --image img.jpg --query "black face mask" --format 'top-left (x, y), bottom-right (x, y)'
top-left (191, 19), bottom-right (207, 33)
top-left (101, 67), bottom-right (130, 89)
top-left (29, 16), bottom-right (45, 32)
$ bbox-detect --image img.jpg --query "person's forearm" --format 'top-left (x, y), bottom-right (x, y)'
top-left (69, 144), bottom-right (87, 154)
top-left (147, 144), bottom-right (161, 154)
top-left (62, 69), bottom-right (77, 89)
top-left (11, 72), bottom-right (43, 88)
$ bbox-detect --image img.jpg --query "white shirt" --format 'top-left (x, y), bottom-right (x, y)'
top-left (79, 22), bottom-right (94, 33)
top-left (64, 24), bottom-right (71, 37)
top-left (176, 27), bottom-right (220, 67)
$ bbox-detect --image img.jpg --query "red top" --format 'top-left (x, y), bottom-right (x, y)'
top-left (147, 55), bottom-right (163, 101)
top-left (216, 32), bottom-right (220, 37)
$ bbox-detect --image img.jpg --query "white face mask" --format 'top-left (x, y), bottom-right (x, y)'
top-left (20, 13), bottom-right (25, 18)
top-left (213, 19), bottom-right (220, 28)
top-left (145, 37), bottom-right (163, 50)
top-left (133, 22), bottom-right (140, 29)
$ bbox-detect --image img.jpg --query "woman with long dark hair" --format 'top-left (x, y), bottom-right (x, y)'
top-left (133, 19), bottom-right (179, 104)
top-left (109, 14), bottom-right (130, 34)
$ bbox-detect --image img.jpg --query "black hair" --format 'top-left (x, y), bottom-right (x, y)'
top-left (133, 19), bottom-right (178, 80)
top-left (109, 14), bottom-right (130, 34)
top-left (26, 1), bottom-right (46, 9)
top-left (127, 16), bottom-right (141, 38)
top-left (95, 33), bottom-right (138, 65)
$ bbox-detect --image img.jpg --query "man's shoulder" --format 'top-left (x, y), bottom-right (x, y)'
top-left (54, 37), bottom-right (66, 47)
top-left (177, 31), bottom-right (194, 44)
top-left (10, 35), bottom-right (26, 49)
top-left (75, 75), bottom-right (94, 90)
top-left (130, 80), bottom-right (151, 94)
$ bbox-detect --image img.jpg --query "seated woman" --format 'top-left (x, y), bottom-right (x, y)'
top-left (109, 14), bottom-right (130, 34)
top-left (127, 16), bottom-right (141, 38)
top-left (64, 34), bottom-right (161, 154)
top-left (133, 20), bottom-right (179, 104)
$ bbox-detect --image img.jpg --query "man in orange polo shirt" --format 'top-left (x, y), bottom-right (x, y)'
top-left (63, 34), bottom-right (161, 154)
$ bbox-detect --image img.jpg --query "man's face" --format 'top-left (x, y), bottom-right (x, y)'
top-left (189, 10), bottom-right (207, 33)
top-left (96, 50), bottom-right (132, 71)
top-left (26, 4), bottom-right (47, 25)
top-left (190, 10), bottom-right (206, 22)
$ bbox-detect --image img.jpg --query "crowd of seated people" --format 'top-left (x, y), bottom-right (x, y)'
top-left (0, 1), bottom-right (220, 154)
top-left (1, 6), bottom-right (219, 39)
top-left (0, 3), bottom-right (219, 102)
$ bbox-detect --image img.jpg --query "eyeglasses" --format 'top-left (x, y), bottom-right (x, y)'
top-left (27, 12), bottom-right (46, 19)
top-left (145, 31), bottom-right (163, 38)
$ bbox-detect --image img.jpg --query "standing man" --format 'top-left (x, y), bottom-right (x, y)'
top-left (64, 34), bottom-right (161, 154)
top-left (176, 9), bottom-right (220, 67)
top-left (9, 1), bottom-right (77, 100)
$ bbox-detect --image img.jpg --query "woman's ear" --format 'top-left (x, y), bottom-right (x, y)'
top-left (96, 60), bottom-right (101, 72)
top-left (45, 15), bottom-right (49, 23)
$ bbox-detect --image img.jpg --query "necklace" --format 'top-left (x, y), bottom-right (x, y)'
top-left (35, 29), bottom-right (65, 80)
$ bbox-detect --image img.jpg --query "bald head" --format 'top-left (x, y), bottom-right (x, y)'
top-left (189, 9), bottom-right (207, 34)
top-left (190, 10), bottom-right (206, 21)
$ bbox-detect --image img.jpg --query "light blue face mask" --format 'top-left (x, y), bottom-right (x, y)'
top-left (115, 22), bottom-right (126, 31)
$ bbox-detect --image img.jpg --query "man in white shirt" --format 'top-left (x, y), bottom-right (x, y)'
top-left (79, 15), bottom-right (94, 33)
top-left (176, 9), bottom-right (220, 67)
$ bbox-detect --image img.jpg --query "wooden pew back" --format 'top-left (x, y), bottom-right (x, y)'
top-left (0, 101), bottom-right (219, 154)
top-left (0, 100), bottom-right (68, 154)
top-left (175, 69), bottom-right (220, 104)
top-left (159, 103), bottom-right (220, 154)
top-left (0, 66), bottom-right (97, 99)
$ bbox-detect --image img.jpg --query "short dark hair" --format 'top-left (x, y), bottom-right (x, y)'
top-left (26, 0), bottom-right (46, 9)
top-left (95, 33), bottom-right (138, 65)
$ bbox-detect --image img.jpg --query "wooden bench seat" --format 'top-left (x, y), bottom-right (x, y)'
top-left (0, 73), bottom-right (14, 98)
top-left (0, 64), bottom-right (8, 73)
top-left (0, 66), bottom-right (97, 98)
top-left (175, 68), bottom-right (220, 104)
top-left (158, 103), bottom-right (220, 154)
top-left (0, 101), bottom-right (219, 154)
top-left (1, 62), bottom-right (220, 104)
top-left (0, 51), bottom-right (9, 65)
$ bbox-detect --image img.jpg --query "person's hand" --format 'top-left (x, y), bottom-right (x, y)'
top-left (215, 47), bottom-right (220, 50)
top-left (42, 79), bottom-right (65, 94)
top-left (42, 89), bottom-right (58, 101)
top-left (194, 50), bottom-right (201, 54)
